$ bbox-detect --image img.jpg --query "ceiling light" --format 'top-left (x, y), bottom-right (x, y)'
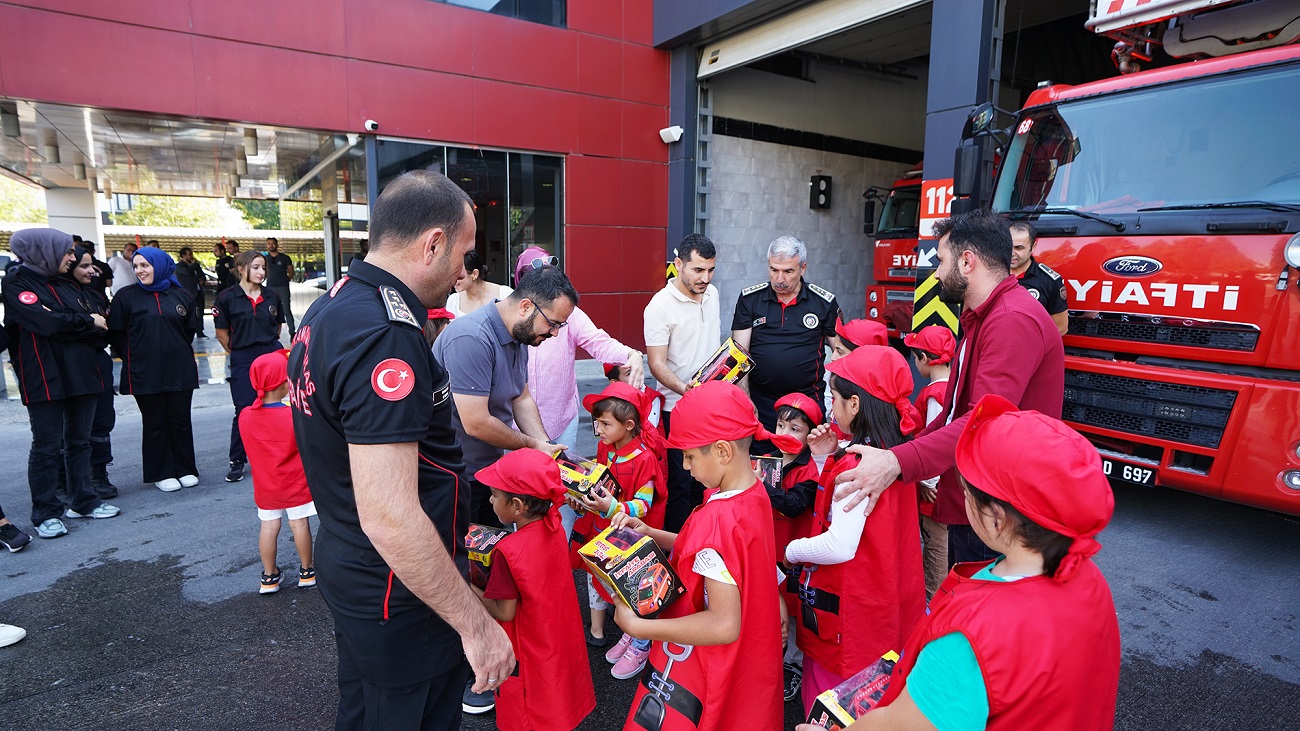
top-left (0, 103), bottom-right (19, 137)
top-left (244, 129), bottom-right (258, 156)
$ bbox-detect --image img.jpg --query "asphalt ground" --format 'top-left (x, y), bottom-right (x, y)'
top-left (0, 344), bottom-right (1298, 729)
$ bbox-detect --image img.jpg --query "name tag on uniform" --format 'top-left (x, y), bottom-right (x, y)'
top-left (752, 317), bottom-right (767, 327)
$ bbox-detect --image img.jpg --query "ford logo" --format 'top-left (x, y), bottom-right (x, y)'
top-left (1102, 256), bottom-right (1163, 277)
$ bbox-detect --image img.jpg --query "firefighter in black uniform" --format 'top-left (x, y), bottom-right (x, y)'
top-left (287, 170), bottom-right (513, 730)
top-left (213, 250), bottom-right (285, 483)
top-left (3, 229), bottom-right (121, 539)
top-left (213, 241), bottom-right (236, 291)
top-left (731, 236), bottom-right (841, 429)
top-left (1009, 221), bottom-right (1069, 336)
top-left (66, 245), bottom-right (118, 498)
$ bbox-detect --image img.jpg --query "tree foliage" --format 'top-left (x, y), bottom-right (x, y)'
top-left (280, 200), bottom-right (322, 231)
top-left (0, 176), bottom-right (48, 223)
top-left (111, 195), bottom-right (250, 228)
top-left (231, 199), bottom-right (280, 229)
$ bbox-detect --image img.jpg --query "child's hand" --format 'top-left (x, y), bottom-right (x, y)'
top-left (610, 512), bottom-right (647, 534)
top-left (919, 484), bottom-right (937, 503)
top-left (581, 487), bottom-right (614, 515)
top-left (806, 423), bottom-right (838, 456)
top-left (612, 601), bottom-right (643, 634)
top-left (564, 495), bottom-right (585, 513)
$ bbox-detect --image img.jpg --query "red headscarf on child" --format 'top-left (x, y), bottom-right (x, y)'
top-left (246, 350), bottom-right (291, 411)
top-left (666, 381), bottom-right (804, 454)
top-left (903, 325), bottom-right (956, 365)
top-left (582, 381), bottom-right (669, 482)
top-left (956, 394), bottom-right (1114, 581)
top-left (774, 392), bottom-right (823, 427)
top-left (835, 318), bottom-right (889, 347)
top-left (475, 448), bottom-right (569, 531)
top-left (824, 345), bottom-right (922, 435)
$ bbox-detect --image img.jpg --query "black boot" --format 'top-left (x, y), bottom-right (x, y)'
top-left (92, 463), bottom-right (118, 499)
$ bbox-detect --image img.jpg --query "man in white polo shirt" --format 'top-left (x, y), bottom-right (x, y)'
top-left (644, 234), bottom-right (721, 531)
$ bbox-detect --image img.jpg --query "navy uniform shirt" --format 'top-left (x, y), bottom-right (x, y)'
top-left (104, 283), bottom-right (201, 395)
top-left (732, 279), bottom-right (840, 408)
top-left (288, 261), bottom-right (471, 647)
top-left (2, 266), bottom-right (107, 404)
top-left (214, 254), bottom-right (236, 290)
top-left (1017, 258), bottom-right (1069, 316)
top-left (265, 252), bottom-right (293, 288)
top-left (212, 286), bottom-right (284, 351)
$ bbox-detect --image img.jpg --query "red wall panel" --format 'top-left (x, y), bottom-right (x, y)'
top-left (341, 0), bottom-right (476, 76)
top-left (567, 156), bottom-right (626, 227)
top-left (471, 16), bottom-right (579, 93)
top-left (190, 0), bottom-right (347, 56)
top-left (192, 38), bottom-right (349, 130)
top-left (346, 61), bottom-right (476, 144)
top-left (621, 227), bottom-right (670, 293)
top-left (624, 0), bottom-right (657, 46)
top-left (621, 101), bottom-right (670, 162)
top-left (1, 0), bottom-right (192, 32)
top-left (577, 33), bottom-right (625, 100)
top-left (568, 0), bottom-right (624, 40)
top-left (577, 96), bottom-right (624, 159)
top-left (622, 44), bottom-right (670, 106)
top-left (473, 80), bottom-right (580, 153)
top-left (619, 160), bottom-right (669, 228)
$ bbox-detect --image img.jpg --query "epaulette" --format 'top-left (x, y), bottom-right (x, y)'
top-left (741, 282), bottom-right (769, 296)
top-left (1037, 262), bottom-right (1063, 281)
top-left (807, 282), bottom-right (835, 302)
top-left (380, 285), bottom-right (421, 329)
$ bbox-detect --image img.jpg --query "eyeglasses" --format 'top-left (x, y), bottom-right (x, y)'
top-left (532, 304), bottom-right (568, 333)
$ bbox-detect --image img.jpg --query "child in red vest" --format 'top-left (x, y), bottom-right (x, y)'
top-left (238, 350), bottom-right (315, 595)
top-left (605, 361), bottom-right (667, 434)
top-left (571, 382), bottom-right (667, 678)
top-left (609, 381), bottom-right (792, 731)
top-left (903, 324), bottom-right (957, 599)
top-left (796, 395), bottom-right (1121, 730)
top-left (760, 392), bottom-right (824, 703)
top-left (825, 319), bottom-right (889, 439)
top-left (473, 448), bottom-right (596, 731)
top-left (785, 345), bottom-right (926, 712)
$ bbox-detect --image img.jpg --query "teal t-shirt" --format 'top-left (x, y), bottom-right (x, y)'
top-left (906, 560), bottom-right (1016, 731)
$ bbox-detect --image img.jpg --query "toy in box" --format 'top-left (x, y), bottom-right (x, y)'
top-left (556, 456), bottom-right (623, 503)
top-left (578, 525), bottom-right (685, 618)
top-left (752, 455), bottom-right (784, 492)
top-left (464, 523), bottom-right (510, 590)
top-left (689, 338), bottom-right (754, 387)
top-left (806, 651), bottom-right (900, 729)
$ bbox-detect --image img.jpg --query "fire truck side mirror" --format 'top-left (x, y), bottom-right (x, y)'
top-left (863, 197), bottom-right (877, 235)
top-left (963, 102), bottom-right (995, 138)
top-left (953, 142), bottom-right (981, 198)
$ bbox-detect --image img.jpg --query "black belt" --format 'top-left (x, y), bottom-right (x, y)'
top-left (633, 658), bottom-right (704, 729)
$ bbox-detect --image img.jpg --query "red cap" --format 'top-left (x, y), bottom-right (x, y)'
top-left (825, 346), bottom-right (922, 435)
top-left (956, 394), bottom-right (1114, 581)
top-left (582, 382), bottom-right (651, 422)
top-left (903, 325), bottom-right (956, 365)
top-left (774, 392), bottom-right (823, 427)
top-left (603, 362), bottom-right (623, 380)
top-left (474, 448), bottom-right (568, 510)
top-left (427, 308), bottom-right (455, 321)
top-left (666, 381), bottom-right (804, 454)
top-left (247, 350), bottom-right (290, 411)
top-left (835, 318), bottom-right (889, 348)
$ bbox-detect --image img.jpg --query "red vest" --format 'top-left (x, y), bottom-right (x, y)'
top-left (879, 560), bottom-right (1121, 730)
top-left (493, 518), bottom-right (596, 731)
top-left (238, 404), bottom-right (313, 510)
top-left (623, 482), bottom-right (783, 731)
top-left (913, 379), bottom-right (948, 518)
top-left (794, 453), bottom-right (926, 678)
top-left (572, 439), bottom-right (667, 566)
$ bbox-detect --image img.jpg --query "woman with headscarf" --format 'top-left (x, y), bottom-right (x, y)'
top-left (64, 246), bottom-right (118, 498)
top-left (212, 250), bottom-right (285, 483)
top-left (2, 229), bottom-right (121, 538)
top-left (107, 246), bottom-right (202, 492)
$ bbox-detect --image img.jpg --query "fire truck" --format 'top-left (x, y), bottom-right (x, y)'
top-left (864, 166), bottom-right (923, 336)
top-left (955, 0), bottom-right (1300, 514)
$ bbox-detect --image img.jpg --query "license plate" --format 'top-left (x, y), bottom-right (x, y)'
top-left (1100, 457), bottom-right (1157, 487)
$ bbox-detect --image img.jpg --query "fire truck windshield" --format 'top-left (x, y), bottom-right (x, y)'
top-left (992, 61), bottom-right (1300, 216)
top-left (878, 186), bottom-right (920, 235)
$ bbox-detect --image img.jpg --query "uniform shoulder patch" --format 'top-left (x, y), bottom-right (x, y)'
top-left (1037, 262), bottom-right (1062, 280)
top-left (741, 282), bottom-right (769, 296)
top-left (807, 282), bottom-right (835, 302)
top-left (380, 285), bottom-right (421, 329)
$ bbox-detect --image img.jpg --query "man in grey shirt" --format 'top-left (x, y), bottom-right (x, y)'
top-left (432, 266), bottom-right (577, 527)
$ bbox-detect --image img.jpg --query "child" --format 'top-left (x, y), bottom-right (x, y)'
top-left (473, 448), bottom-right (596, 731)
top-left (571, 382), bottom-right (667, 678)
top-left (785, 345), bottom-right (926, 712)
top-left (238, 350), bottom-right (316, 595)
top-left (828, 318), bottom-right (888, 362)
top-left (609, 381), bottom-right (796, 731)
top-left (760, 393), bottom-right (824, 702)
top-left (605, 361), bottom-right (666, 432)
top-left (797, 395), bottom-right (1121, 730)
top-left (424, 306), bottom-right (454, 346)
top-left (903, 325), bottom-right (957, 600)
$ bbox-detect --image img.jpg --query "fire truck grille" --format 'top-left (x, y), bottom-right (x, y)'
top-left (1068, 318), bottom-right (1259, 351)
top-left (1062, 370), bottom-right (1236, 449)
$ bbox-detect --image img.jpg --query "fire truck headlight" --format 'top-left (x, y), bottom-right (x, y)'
top-left (1285, 234), bottom-right (1300, 269)
top-left (1283, 470), bottom-right (1300, 491)
top-left (869, 308), bottom-right (879, 319)
top-left (869, 291), bottom-right (879, 303)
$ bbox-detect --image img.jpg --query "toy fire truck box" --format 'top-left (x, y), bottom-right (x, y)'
top-left (806, 651), bottom-right (901, 729)
top-left (752, 455), bottom-right (784, 492)
top-left (689, 338), bottom-right (754, 387)
top-left (464, 523), bottom-right (510, 590)
top-left (556, 456), bottom-right (623, 503)
top-left (578, 525), bottom-right (685, 618)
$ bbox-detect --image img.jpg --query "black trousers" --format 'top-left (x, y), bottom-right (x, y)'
top-left (194, 289), bottom-right (207, 336)
top-left (90, 349), bottom-right (115, 467)
top-left (269, 284), bottom-right (296, 336)
top-left (27, 395), bottom-right (99, 524)
top-left (228, 343), bottom-right (279, 463)
top-left (332, 609), bottom-right (470, 731)
top-left (947, 523), bottom-right (1000, 566)
top-left (662, 410), bottom-right (707, 534)
top-left (135, 390), bottom-right (198, 483)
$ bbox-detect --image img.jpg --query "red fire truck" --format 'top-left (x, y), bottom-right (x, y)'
top-left (962, 0), bottom-right (1300, 514)
top-left (864, 166), bottom-right (922, 336)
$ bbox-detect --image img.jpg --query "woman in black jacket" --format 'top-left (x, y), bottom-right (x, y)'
top-left (107, 247), bottom-right (202, 492)
top-left (2, 229), bottom-right (121, 539)
top-left (65, 246), bottom-right (119, 498)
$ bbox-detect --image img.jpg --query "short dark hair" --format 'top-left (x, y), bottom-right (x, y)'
top-left (676, 233), bottom-right (716, 264)
top-left (910, 347), bottom-right (940, 363)
top-left (179, 247), bottom-right (193, 257)
top-left (146, 239), bottom-right (160, 247)
top-left (592, 397), bottom-right (641, 435)
top-left (464, 249), bottom-right (484, 277)
top-left (494, 489), bottom-right (552, 520)
top-left (226, 239), bottom-right (240, 251)
top-left (370, 170), bottom-right (472, 251)
top-left (266, 237), bottom-right (278, 244)
top-left (931, 208), bottom-right (1011, 274)
top-left (510, 266), bottom-right (579, 309)
top-left (72, 234), bottom-right (83, 242)
top-left (964, 481), bottom-right (1073, 577)
top-left (776, 405), bottom-right (815, 432)
top-left (1007, 221), bottom-right (1037, 246)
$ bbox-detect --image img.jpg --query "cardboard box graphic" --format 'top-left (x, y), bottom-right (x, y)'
top-left (752, 455), bottom-right (784, 492)
top-left (556, 456), bottom-right (623, 503)
top-left (464, 523), bottom-right (510, 590)
top-left (806, 651), bottom-right (900, 729)
top-left (578, 525), bottom-right (685, 618)
top-left (689, 338), bottom-right (754, 387)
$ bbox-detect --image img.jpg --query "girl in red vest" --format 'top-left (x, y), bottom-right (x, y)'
top-left (796, 394), bottom-right (1121, 730)
top-left (903, 325), bottom-right (957, 600)
top-left (785, 345), bottom-right (927, 712)
top-left (474, 449), bottom-right (596, 731)
top-left (570, 382), bottom-right (668, 676)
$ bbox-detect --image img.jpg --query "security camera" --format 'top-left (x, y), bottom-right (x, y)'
top-left (364, 119), bottom-right (379, 132)
top-left (659, 125), bottom-right (684, 144)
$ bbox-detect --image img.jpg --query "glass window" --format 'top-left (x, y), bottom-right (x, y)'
top-left (441, 0), bottom-right (565, 28)
top-left (508, 153), bottom-right (564, 284)
top-left (448, 148), bottom-right (509, 284)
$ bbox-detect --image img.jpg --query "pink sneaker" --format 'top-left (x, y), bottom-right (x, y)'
top-left (604, 633), bottom-right (636, 664)
top-left (611, 644), bottom-right (650, 679)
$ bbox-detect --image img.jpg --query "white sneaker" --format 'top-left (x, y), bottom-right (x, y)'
top-left (156, 479), bottom-right (182, 492)
top-left (178, 475), bottom-right (199, 488)
top-left (0, 624), bottom-right (26, 648)
top-left (65, 504), bottom-right (121, 519)
top-left (35, 518), bottom-right (67, 539)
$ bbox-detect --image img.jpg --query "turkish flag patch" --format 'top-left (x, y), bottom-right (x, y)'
top-left (18, 291), bottom-right (38, 305)
top-left (371, 358), bottom-right (415, 401)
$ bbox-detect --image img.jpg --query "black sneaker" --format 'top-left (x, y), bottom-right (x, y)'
top-left (260, 570), bottom-right (281, 595)
top-left (783, 662), bottom-right (803, 702)
top-left (0, 524), bottom-right (32, 553)
top-left (225, 460), bottom-right (245, 483)
top-left (92, 464), bottom-right (117, 499)
top-left (298, 566), bottom-right (316, 589)
top-left (462, 681), bottom-right (495, 715)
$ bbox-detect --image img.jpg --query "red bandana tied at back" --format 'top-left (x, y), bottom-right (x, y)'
top-left (835, 318), bottom-right (888, 348)
top-left (246, 350), bottom-right (291, 411)
top-left (666, 381), bottom-right (804, 454)
top-left (774, 392), bottom-right (823, 428)
top-left (903, 325), bottom-right (956, 365)
top-left (475, 448), bottom-right (568, 530)
top-left (824, 345), bottom-right (922, 435)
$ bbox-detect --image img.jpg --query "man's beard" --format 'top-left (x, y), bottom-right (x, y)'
top-left (937, 267), bottom-right (968, 306)
top-left (511, 318), bottom-right (547, 346)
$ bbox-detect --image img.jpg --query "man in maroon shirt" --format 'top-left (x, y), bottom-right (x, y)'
top-left (833, 209), bottom-right (1064, 563)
